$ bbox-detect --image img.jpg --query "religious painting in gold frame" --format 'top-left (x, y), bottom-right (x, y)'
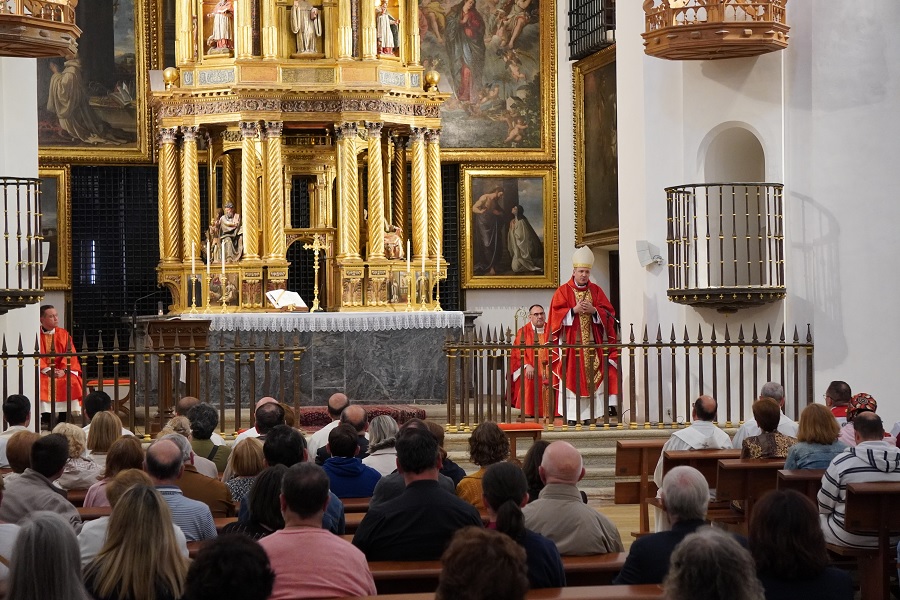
top-left (39, 166), bottom-right (71, 291)
top-left (36, 0), bottom-right (158, 163)
top-left (460, 164), bottom-right (558, 289)
top-left (421, 0), bottom-right (556, 162)
top-left (575, 45), bottom-right (618, 247)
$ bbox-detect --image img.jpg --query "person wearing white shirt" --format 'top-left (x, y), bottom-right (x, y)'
top-left (306, 393), bottom-right (350, 459)
top-left (732, 382), bottom-right (798, 449)
top-left (0, 395), bottom-right (31, 469)
top-left (233, 396), bottom-right (282, 445)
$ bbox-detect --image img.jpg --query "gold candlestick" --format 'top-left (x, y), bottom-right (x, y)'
top-left (404, 271), bottom-right (413, 312)
top-left (220, 272), bottom-right (229, 313)
top-left (205, 274), bottom-right (213, 310)
top-left (302, 234), bottom-right (325, 312)
top-left (433, 269), bottom-right (443, 312)
top-left (418, 271), bottom-right (429, 311)
top-left (188, 275), bottom-right (199, 314)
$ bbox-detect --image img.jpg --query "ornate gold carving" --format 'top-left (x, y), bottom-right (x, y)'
top-left (409, 127), bottom-right (427, 260)
top-left (425, 128), bottom-right (442, 260)
top-left (181, 126), bottom-right (201, 268)
top-left (265, 121), bottom-right (286, 260)
top-left (156, 97), bottom-right (441, 120)
top-left (336, 123), bottom-right (360, 260)
top-left (366, 122), bottom-right (385, 260)
top-left (240, 121), bottom-right (260, 259)
top-left (282, 68), bottom-right (336, 84)
top-left (391, 134), bottom-right (407, 237)
top-left (158, 127), bottom-right (181, 264)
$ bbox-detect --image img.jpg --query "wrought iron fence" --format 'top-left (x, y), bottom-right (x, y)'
top-left (445, 323), bottom-right (813, 430)
top-left (0, 178), bottom-right (43, 313)
top-left (0, 329), bottom-right (307, 436)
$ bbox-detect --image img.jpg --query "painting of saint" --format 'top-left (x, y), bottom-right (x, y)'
top-left (582, 55), bottom-right (618, 238)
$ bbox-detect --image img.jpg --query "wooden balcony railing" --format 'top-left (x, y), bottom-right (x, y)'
top-left (643, 0), bottom-right (788, 61)
top-left (0, 0), bottom-right (81, 59)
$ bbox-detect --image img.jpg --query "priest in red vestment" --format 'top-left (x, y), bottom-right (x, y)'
top-left (510, 304), bottom-right (551, 418)
top-left (548, 247), bottom-right (618, 424)
top-left (38, 305), bottom-right (83, 417)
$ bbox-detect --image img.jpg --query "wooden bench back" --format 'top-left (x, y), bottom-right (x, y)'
top-left (338, 584), bottom-right (665, 599)
top-left (776, 469), bottom-right (824, 504)
top-left (662, 449), bottom-right (741, 487)
top-left (614, 439), bottom-right (665, 535)
top-left (843, 481), bottom-right (900, 535)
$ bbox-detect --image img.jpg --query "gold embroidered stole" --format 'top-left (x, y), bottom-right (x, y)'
top-left (574, 287), bottom-right (602, 387)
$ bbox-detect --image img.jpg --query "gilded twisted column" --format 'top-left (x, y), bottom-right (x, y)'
top-left (240, 121), bottom-right (260, 259)
top-left (222, 152), bottom-right (236, 208)
top-left (366, 122), bottom-right (385, 259)
top-left (425, 129), bottom-right (443, 260)
top-left (335, 123), bottom-right (360, 260)
top-left (264, 121), bottom-right (286, 259)
top-left (158, 127), bottom-right (181, 263)
top-left (409, 127), bottom-right (428, 260)
top-left (391, 133), bottom-right (407, 237)
top-left (180, 126), bottom-right (201, 264)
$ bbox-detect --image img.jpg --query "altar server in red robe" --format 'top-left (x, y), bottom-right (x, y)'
top-left (548, 247), bottom-right (618, 424)
top-left (510, 304), bottom-right (551, 418)
top-left (39, 305), bottom-right (83, 419)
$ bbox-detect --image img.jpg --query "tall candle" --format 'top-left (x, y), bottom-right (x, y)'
top-left (406, 240), bottom-right (411, 275)
top-left (436, 253), bottom-right (440, 279)
top-left (221, 241), bottom-right (226, 275)
top-left (206, 239), bottom-right (211, 275)
top-left (422, 253), bottom-right (426, 277)
top-left (191, 243), bottom-right (196, 277)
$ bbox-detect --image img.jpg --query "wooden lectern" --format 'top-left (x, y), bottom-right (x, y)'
top-left (146, 319), bottom-right (211, 433)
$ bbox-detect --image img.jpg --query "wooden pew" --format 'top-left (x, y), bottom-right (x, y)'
top-left (825, 481), bottom-right (900, 600)
top-left (187, 540), bottom-right (205, 558)
top-left (342, 497), bottom-right (371, 513)
top-left (345, 511), bottom-right (365, 534)
top-left (78, 506), bottom-right (111, 521)
top-left (339, 584), bottom-right (664, 600)
top-left (368, 553), bottom-right (626, 594)
top-left (776, 468), bottom-right (825, 504)
top-left (662, 449), bottom-right (742, 487)
top-left (214, 516), bottom-right (237, 532)
top-left (614, 439), bottom-right (665, 536)
top-left (67, 488), bottom-right (89, 508)
top-left (713, 458), bottom-right (784, 531)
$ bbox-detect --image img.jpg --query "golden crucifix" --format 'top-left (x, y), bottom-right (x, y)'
top-left (302, 234), bottom-right (325, 312)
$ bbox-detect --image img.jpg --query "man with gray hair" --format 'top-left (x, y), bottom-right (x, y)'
top-left (664, 528), bottom-right (765, 600)
top-left (162, 433), bottom-right (234, 518)
top-left (732, 382), bottom-right (798, 449)
top-left (523, 441), bottom-right (623, 555)
top-left (615, 466), bottom-right (710, 584)
top-left (145, 438), bottom-right (216, 541)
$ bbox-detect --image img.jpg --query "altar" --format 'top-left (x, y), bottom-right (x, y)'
top-left (166, 311), bottom-right (465, 406)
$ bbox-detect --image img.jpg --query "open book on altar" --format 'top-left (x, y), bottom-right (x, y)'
top-left (266, 289), bottom-right (308, 311)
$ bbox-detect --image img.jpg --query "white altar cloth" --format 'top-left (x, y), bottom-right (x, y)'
top-left (182, 311), bottom-right (464, 333)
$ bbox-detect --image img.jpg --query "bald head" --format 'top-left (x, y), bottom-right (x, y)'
top-left (327, 393), bottom-right (350, 419)
top-left (256, 396), bottom-right (278, 410)
top-left (692, 395), bottom-right (717, 422)
top-left (176, 396), bottom-right (200, 416)
top-left (341, 405), bottom-right (368, 433)
top-left (539, 441), bottom-right (585, 485)
top-left (145, 438), bottom-right (185, 483)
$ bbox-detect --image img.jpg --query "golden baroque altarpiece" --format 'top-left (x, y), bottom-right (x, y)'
top-left (153, 0), bottom-right (448, 312)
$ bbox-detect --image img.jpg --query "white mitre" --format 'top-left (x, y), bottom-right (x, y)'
top-left (572, 246), bottom-right (594, 269)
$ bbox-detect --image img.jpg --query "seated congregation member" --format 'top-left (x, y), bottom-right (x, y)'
top-left (184, 534), bottom-right (275, 600)
top-left (162, 433), bottom-right (234, 518)
top-left (82, 391), bottom-right (134, 437)
top-left (187, 402), bottom-right (231, 473)
top-left (426, 419), bottom-right (467, 486)
top-left (305, 392), bottom-right (350, 459)
top-left (664, 527), bottom-right (765, 600)
top-left (83, 436), bottom-right (145, 508)
top-left (615, 466), bottom-right (711, 585)
top-left (353, 426), bottom-right (483, 561)
top-left (362, 414), bottom-right (399, 477)
top-left (783, 403), bottom-right (846, 470)
top-left (653, 395), bottom-right (732, 487)
top-left (436, 527), bottom-right (529, 600)
top-left (837, 392), bottom-right (886, 447)
top-left (750, 489), bottom-right (852, 600)
top-left (222, 465), bottom-right (286, 539)
top-left (52, 422), bottom-right (102, 490)
top-left (322, 423), bottom-right (381, 498)
top-left (7, 511), bottom-right (87, 600)
top-left (260, 463), bottom-right (376, 599)
top-left (482, 461), bottom-right (565, 588)
top-left (0, 478), bottom-right (19, 585)
top-left (316, 404), bottom-right (370, 464)
top-left (522, 440), bottom-right (552, 504)
top-left (78, 469), bottom-right (189, 567)
top-left (823, 380), bottom-right (852, 426)
top-left (84, 484), bottom-right (189, 600)
top-left (523, 441), bottom-right (622, 555)
top-left (234, 397), bottom-right (283, 445)
top-left (818, 411), bottom-right (900, 548)
top-left (0, 433), bottom-right (82, 532)
top-left (176, 396), bottom-right (225, 445)
top-left (223, 437), bottom-right (265, 504)
top-left (0, 395), bottom-right (31, 469)
top-left (2, 430), bottom-right (40, 485)
top-left (86, 411), bottom-right (126, 468)
top-left (161, 416), bottom-right (218, 478)
top-left (740, 398), bottom-right (797, 459)
top-left (456, 421), bottom-right (509, 510)
top-left (145, 438), bottom-right (216, 542)
top-left (732, 382), bottom-right (799, 449)
top-left (368, 419), bottom-right (456, 510)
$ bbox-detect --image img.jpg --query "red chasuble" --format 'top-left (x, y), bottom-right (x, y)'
top-left (39, 328), bottom-right (83, 407)
top-left (547, 278), bottom-right (619, 408)
top-left (509, 324), bottom-right (550, 417)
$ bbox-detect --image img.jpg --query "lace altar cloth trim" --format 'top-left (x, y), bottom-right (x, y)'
top-left (183, 311), bottom-right (464, 332)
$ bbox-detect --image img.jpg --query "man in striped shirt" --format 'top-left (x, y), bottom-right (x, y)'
top-left (818, 412), bottom-right (900, 548)
top-left (145, 438), bottom-right (217, 542)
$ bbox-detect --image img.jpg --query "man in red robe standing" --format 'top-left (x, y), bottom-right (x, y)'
top-left (510, 304), bottom-right (550, 419)
top-left (548, 247), bottom-right (618, 425)
top-left (39, 305), bottom-right (83, 425)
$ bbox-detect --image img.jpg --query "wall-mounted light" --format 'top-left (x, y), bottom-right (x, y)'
top-left (636, 240), bottom-right (664, 268)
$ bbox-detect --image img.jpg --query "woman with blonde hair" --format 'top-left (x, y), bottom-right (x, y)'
top-left (51, 422), bottom-right (102, 490)
top-left (83, 436), bottom-right (145, 508)
top-left (86, 411), bottom-right (125, 468)
top-left (7, 511), bottom-right (88, 600)
top-left (83, 484), bottom-right (189, 600)
top-left (223, 437), bottom-right (265, 504)
top-left (784, 403), bottom-right (846, 470)
top-left (362, 415), bottom-right (399, 476)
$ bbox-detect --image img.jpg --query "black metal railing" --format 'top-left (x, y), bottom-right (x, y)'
top-left (0, 178), bottom-right (43, 314)
top-left (568, 0), bottom-right (615, 61)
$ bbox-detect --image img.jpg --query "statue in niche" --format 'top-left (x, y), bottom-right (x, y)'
top-left (218, 202), bottom-right (243, 262)
top-left (384, 224), bottom-right (405, 260)
top-left (376, 0), bottom-right (399, 56)
top-left (207, 0), bottom-right (234, 54)
top-left (291, 0), bottom-right (322, 54)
